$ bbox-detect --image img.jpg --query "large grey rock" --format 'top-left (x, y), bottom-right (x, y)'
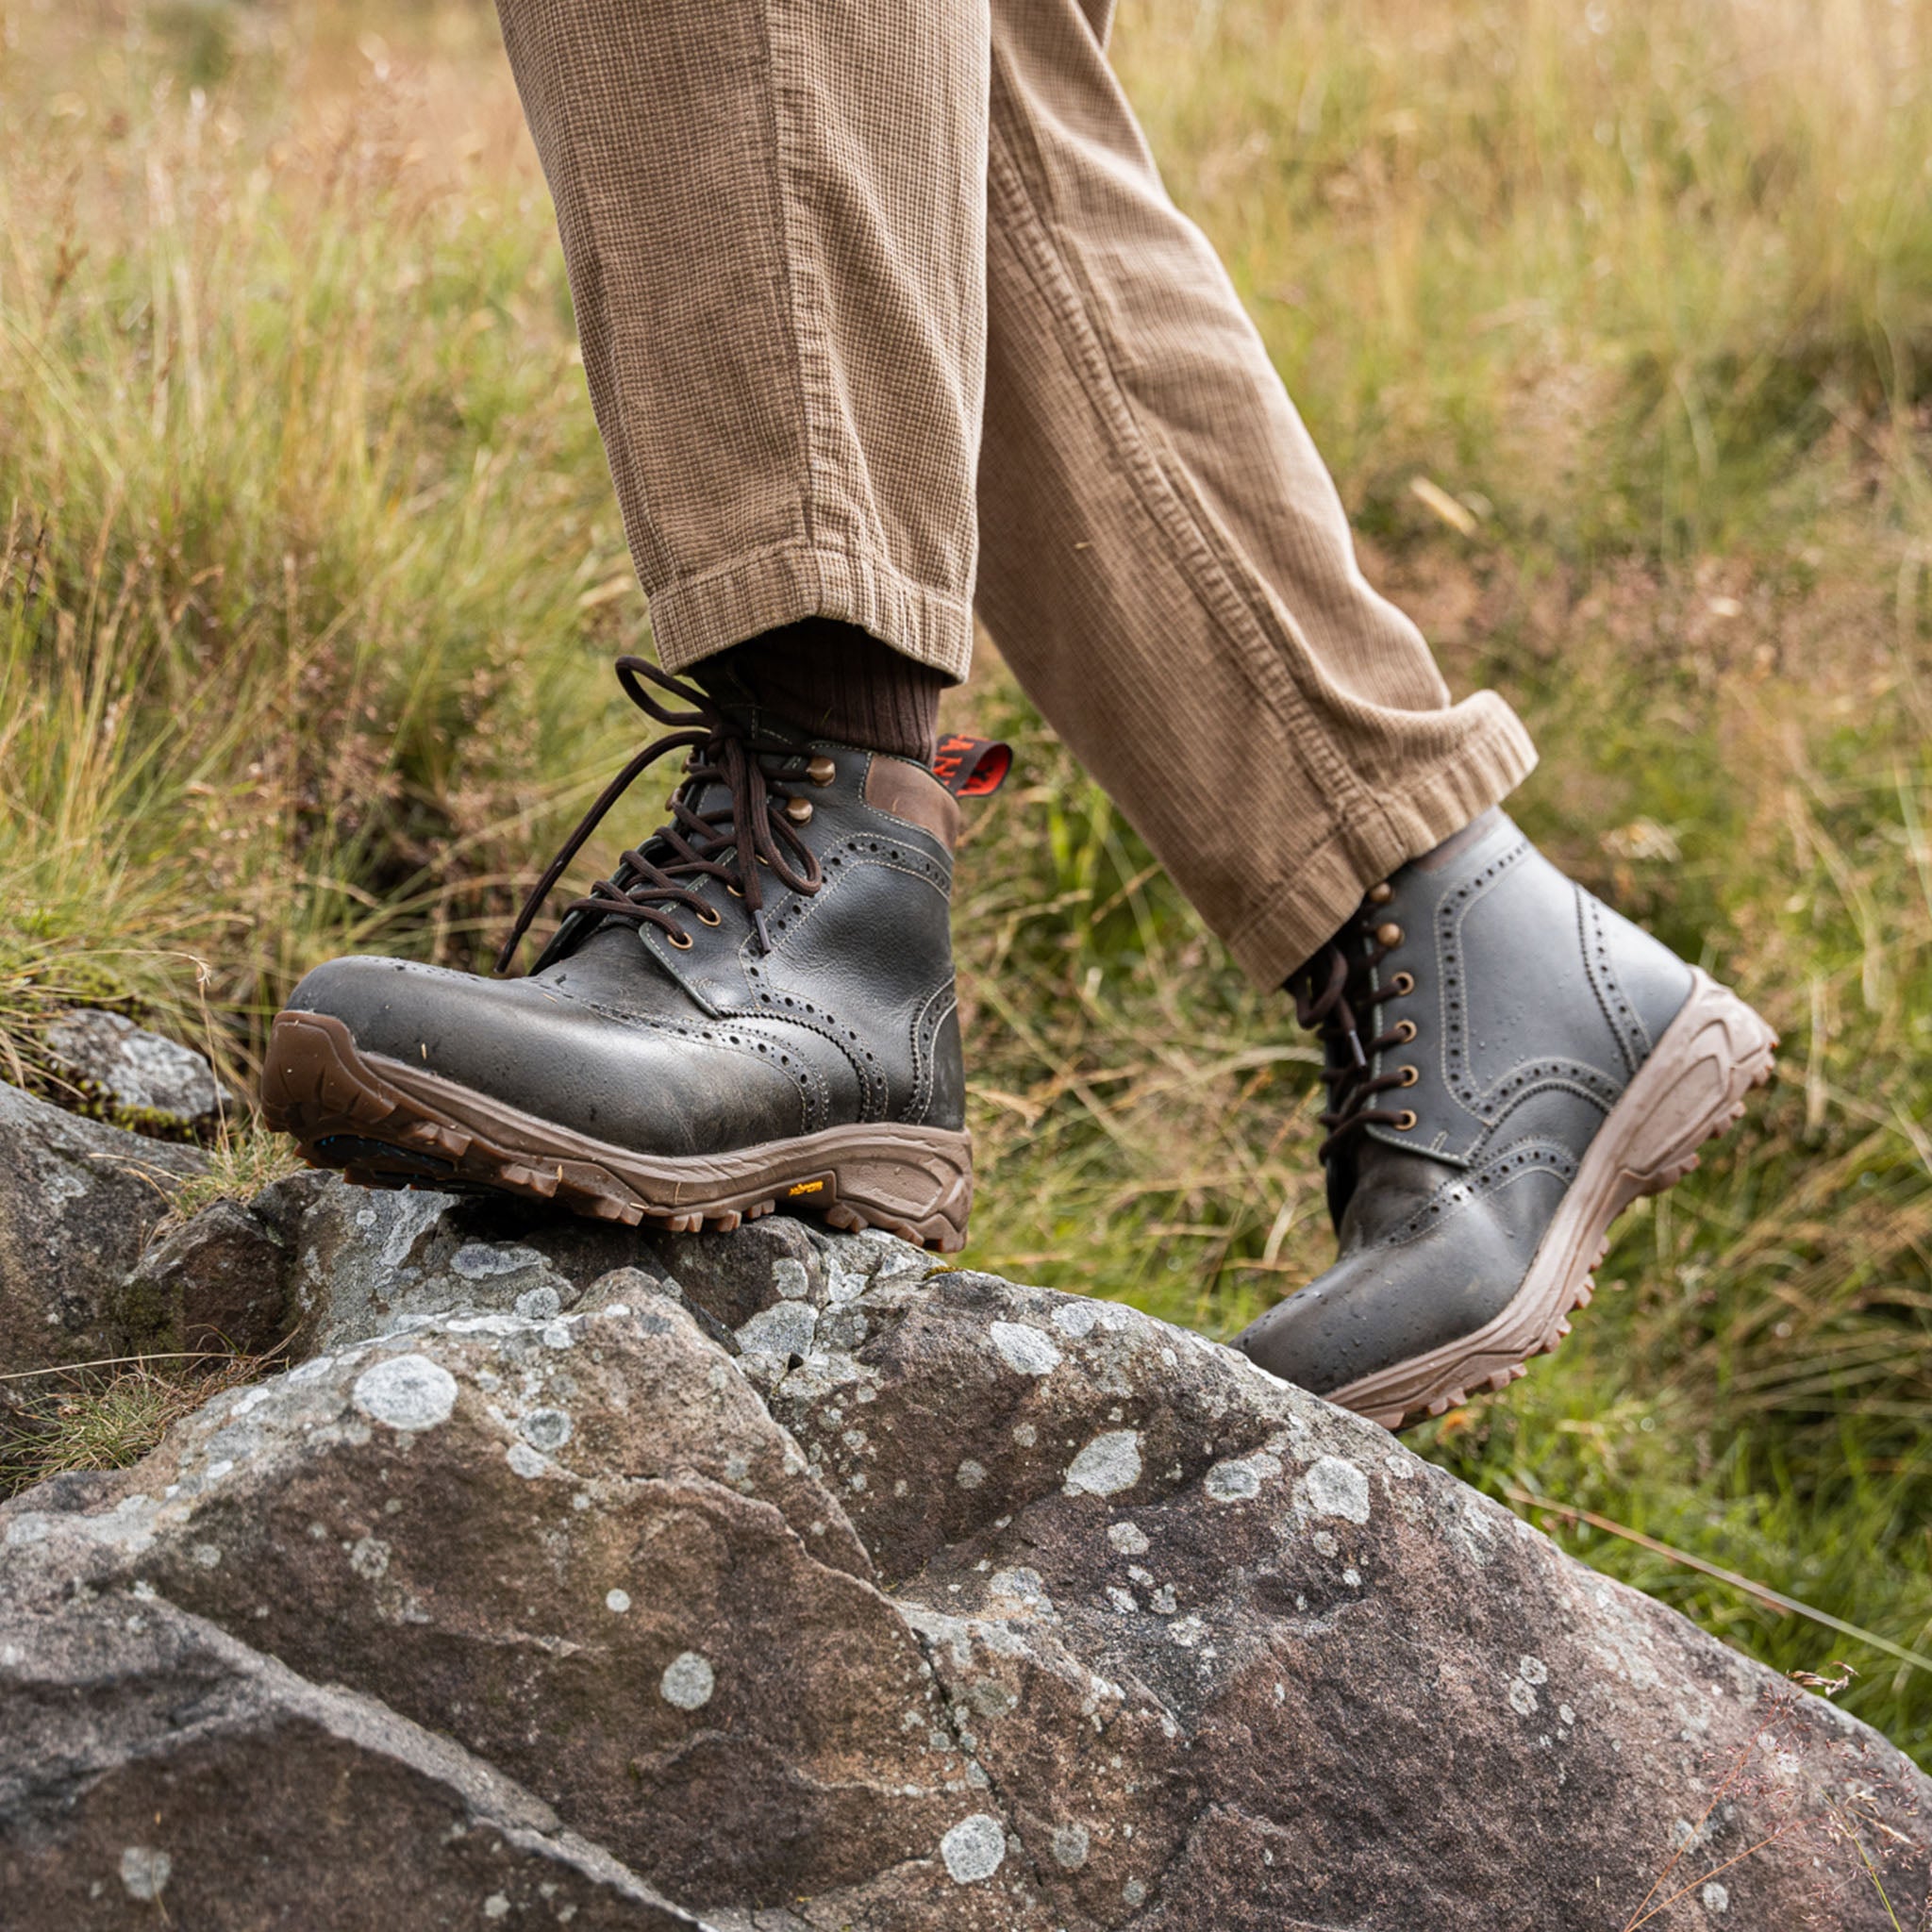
top-left (39, 1008), bottom-right (230, 1140)
top-left (2, 1210), bottom-right (1925, 1927)
top-left (88, 1162), bottom-right (817, 1384)
top-left (249, 1172), bottom-right (767, 1356)
top-left (0, 1591), bottom-right (707, 1927)
top-left (108, 1170), bottom-right (779, 1368)
top-left (0, 1081), bottom-right (204, 1380)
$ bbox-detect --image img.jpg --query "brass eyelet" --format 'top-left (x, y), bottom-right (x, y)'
top-left (696, 906), bottom-right (722, 927)
top-left (807, 755), bottom-right (837, 787)
top-left (1368, 881), bottom-right (1394, 905)
top-left (1394, 1108), bottom-right (1418, 1130)
top-left (1375, 921), bottom-right (1405, 949)
top-left (666, 930), bottom-right (694, 951)
top-left (1397, 1064), bottom-right (1419, 1088)
top-left (1391, 971), bottom-right (1416, 996)
top-left (1393, 1018), bottom-right (1418, 1043)
top-left (725, 881), bottom-right (743, 897)
top-left (783, 797), bottom-right (814, 825)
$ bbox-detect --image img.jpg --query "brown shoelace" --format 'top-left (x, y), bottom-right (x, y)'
top-left (1290, 891), bottom-right (1417, 1163)
top-left (496, 657), bottom-right (822, 971)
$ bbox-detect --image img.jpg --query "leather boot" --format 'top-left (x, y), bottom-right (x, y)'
top-left (1234, 809), bottom-right (1776, 1427)
top-left (262, 658), bottom-right (978, 1249)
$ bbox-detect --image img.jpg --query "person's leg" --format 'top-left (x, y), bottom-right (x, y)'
top-left (975, 0), bottom-right (1774, 1428)
top-left (977, 0), bottom-right (1534, 983)
top-left (263, 0), bottom-right (998, 1248)
top-left (491, 0), bottom-right (989, 686)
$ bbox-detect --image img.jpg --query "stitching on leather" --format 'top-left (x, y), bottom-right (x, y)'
top-left (1375, 1137), bottom-right (1581, 1250)
top-left (722, 1016), bottom-right (838, 1130)
top-left (1462, 1072), bottom-right (1618, 1166)
top-left (731, 985), bottom-right (889, 1122)
top-left (521, 1007), bottom-right (818, 1138)
top-left (743, 841), bottom-right (951, 957)
top-left (1575, 886), bottom-right (1652, 1076)
top-left (905, 981), bottom-right (957, 1124)
top-left (1430, 835), bottom-right (1531, 1133)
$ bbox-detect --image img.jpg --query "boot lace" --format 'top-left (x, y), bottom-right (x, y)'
top-left (496, 656), bottom-right (823, 972)
top-left (1290, 891), bottom-right (1417, 1165)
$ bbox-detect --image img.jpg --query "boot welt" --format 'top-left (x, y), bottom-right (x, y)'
top-left (261, 1010), bottom-right (974, 1253)
top-left (1328, 969), bottom-right (1778, 1431)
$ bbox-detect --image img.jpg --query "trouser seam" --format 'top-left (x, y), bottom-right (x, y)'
top-left (984, 62), bottom-right (1400, 858)
top-left (764, 0), bottom-right (885, 580)
top-left (758, 0), bottom-right (833, 572)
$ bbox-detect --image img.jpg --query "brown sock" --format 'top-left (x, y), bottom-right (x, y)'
top-left (701, 619), bottom-right (944, 762)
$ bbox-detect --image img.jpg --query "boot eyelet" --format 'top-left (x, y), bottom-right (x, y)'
top-left (1368, 882), bottom-right (1394, 905)
top-left (666, 931), bottom-right (694, 951)
top-left (807, 756), bottom-right (837, 786)
top-left (696, 906), bottom-right (722, 927)
top-left (726, 881), bottom-right (743, 897)
top-left (784, 797), bottom-right (814, 824)
top-left (1393, 1109), bottom-right (1418, 1130)
top-left (1397, 1064), bottom-right (1419, 1088)
top-left (1391, 971), bottom-right (1416, 995)
top-left (1375, 921), bottom-right (1405, 949)
top-left (1393, 1018), bottom-right (1418, 1043)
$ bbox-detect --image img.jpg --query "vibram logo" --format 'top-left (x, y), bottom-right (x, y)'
top-left (787, 1178), bottom-right (825, 1197)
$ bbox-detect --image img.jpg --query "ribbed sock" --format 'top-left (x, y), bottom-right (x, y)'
top-left (701, 619), bottom-right (944, 762)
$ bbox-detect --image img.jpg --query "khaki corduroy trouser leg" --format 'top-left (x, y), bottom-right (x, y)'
top-left (493, 0), bottom-right (1537, 982)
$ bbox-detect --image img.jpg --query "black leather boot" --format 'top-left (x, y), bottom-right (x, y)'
top-left (262, 658), bottom-right (978, 1249)
top-left (1234, 809), bottom-right (1776, 1427)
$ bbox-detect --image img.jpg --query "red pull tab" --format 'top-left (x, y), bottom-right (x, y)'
top-left (932, 733), bottom-right (1011, 798)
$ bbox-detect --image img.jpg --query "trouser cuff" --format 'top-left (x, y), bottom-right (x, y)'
top-left (1225, 693), bottom-right (1540, 985)
top-left (648, 541), bottom-right (974, 683)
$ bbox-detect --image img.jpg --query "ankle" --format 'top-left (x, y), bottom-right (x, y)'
top-left (700, 619), bottom-right (945, 762)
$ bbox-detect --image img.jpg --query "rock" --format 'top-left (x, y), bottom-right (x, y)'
top-left (2, 1209), bottom-right (1926, 1928)
top-left (252, 1173), bottom-right (750, 1356)
top-left (39, 1008), bottom-right (230, 1140)
top-left (115, 1195), bottom-right (295, 1357)
top-left (0, 1591), bottom-right (707, 1928)
top-left (0, 1298), bottom-right (988, 1921)
top-left (0, 1081), bottom-right (204, 1381)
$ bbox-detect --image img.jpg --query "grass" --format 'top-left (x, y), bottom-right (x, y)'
top-left (0, 1350), bottom-right (273, 1491)
top-left (2, 0), bottom-right (1929, 1766)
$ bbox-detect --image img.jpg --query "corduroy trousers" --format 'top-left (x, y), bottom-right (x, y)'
top-left (492, 0), bottom-right (1538, 981)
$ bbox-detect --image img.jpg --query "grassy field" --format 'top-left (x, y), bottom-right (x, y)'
top-left (4, 0), bottom-right (1930, 1771)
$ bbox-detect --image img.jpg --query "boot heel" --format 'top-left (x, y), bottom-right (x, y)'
top-left (1610, 971), bottom-right (1778, 1200)
top-left (828, 1134), bottom-right (974, 1253)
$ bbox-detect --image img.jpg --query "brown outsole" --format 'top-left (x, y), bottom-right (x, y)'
top-left (1330, 970), bottom-right (1780, 1432)
top-left (259, 1010), bottom-right (974, 1253)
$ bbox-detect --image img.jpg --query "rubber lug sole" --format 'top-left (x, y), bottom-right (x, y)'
top-left (259, 1009), bottom-right (973, 1252)
top-left (1328, 968), bottom-right (1778, 1432)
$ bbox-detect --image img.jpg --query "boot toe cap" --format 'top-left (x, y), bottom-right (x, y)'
top-left (1234, 1185), bottom-right (1541, 1398)
top-left (279, 955), bottom-right (814, 1158)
